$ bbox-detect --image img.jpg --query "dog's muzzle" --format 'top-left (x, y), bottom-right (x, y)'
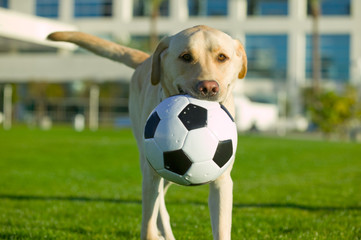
top-left (195, 80), bottom-right (219, 98)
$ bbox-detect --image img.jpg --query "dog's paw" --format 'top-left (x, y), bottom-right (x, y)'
top-left (156, 231), bottom-right (165, 240)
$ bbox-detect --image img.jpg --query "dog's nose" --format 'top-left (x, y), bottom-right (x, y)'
top-left (196, 80), bottom-right (219, 97)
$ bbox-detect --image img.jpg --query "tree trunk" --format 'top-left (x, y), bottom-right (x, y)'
top-left (310, 0), bottom-right (321, 93)
top-left (150, 0), bottom-right (162, 52)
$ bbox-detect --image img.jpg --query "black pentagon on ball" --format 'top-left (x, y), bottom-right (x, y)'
top-left (178, 104), bottom-right (208, 131)
top-left (163, 149), bottom-right (192, 175)
top-left (213, 140), bottom-right (233, 168)
top-left (144, 111), bottom-right (161, 139)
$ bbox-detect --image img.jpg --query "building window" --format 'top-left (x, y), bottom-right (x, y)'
top-left (74, 0), bottom-right (113, 18)
top-left (245, 35), bottom-right (288, 80)
top-left (307, 0), bottom-right (350, 16)
top-left (0, 0), bottom-right (8, 8)
top-left (247, 0), bottom-right (288, 16)
top-left (133, 0), bottom-right (169, 17)
top-left (188, 0), bottom-right (228, 16)
top-left (36, 0), bottom-right (59, 18)
top-left (306, 34), bottom-right (350, 82)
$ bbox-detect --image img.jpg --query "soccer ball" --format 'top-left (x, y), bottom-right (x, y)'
top-left (143, 95), bottom-right (237, 186)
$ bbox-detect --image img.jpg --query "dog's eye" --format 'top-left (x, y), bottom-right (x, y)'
top-left (179, 53), bottom-right (193, 63)
top-left (217, 53), bottom-right (228, 62)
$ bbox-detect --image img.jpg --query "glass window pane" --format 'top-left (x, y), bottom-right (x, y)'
top-left (245, 35), bottom-right (288, 80)
top-left (74, 0), bottom-right (113, 18)
top-left (307, 0), bottom-right (351, 16)
top-left (188, 0), bottom-right (228, 16)
top-left (0, 0), bottom-right (8, 8)
top-left (36, 0), bottom-right (59, 18)
top-left (133, 0), bottom-right (169, 17)
top-left (306, 34), bottom-right (350, 82)
top-left (247, 0), bottom-right (288, 16)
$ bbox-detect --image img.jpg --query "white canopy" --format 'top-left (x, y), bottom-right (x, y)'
top-left (0, 8), bottom-right (77, 50)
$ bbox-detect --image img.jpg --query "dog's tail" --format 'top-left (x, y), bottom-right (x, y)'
top-left (47, 32), bottom-right (150, 69)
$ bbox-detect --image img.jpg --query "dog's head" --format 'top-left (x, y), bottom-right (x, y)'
top-left (151, 25), bottom-right (247, 103)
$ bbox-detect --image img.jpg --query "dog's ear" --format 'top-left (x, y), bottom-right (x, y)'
top-left (151, 36), bottom-right (171, 85)
top-left (235, 40), bottom-right (248, 79)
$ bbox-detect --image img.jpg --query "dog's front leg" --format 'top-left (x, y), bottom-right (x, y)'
top-left (157, 180), bottom-right (175, 240)
top-left (209, 167), bottom-right (233, 240)
top-left (141, 158), bottom-right (164, 240)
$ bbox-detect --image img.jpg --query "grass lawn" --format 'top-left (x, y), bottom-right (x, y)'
top-left (0, 126), bottom-right (360, 239)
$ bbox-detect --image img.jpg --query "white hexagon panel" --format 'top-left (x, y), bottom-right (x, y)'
top-left (158, 168), bottom-right (191, 186)
top-left (156, 95), bottom-right (190, 119)
top-left (207, 104), bottom-right (238, 152)
top-left (182, 128), bottom-right (218, 163)
top-left (143, 138), bottom-right (164, 170)
top-left (154, 116), bottom-right (188, 152)
top-left (188, 97), bottom-right (220, 111)
top-left (184, 160), bottom-right (221, 185)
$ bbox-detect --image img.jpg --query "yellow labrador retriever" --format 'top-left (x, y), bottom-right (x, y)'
top-left (48, 25), bottom-right (247, 240)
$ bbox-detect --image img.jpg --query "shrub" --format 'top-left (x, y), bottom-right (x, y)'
top-left (303, 86), bottom-right (361, 138)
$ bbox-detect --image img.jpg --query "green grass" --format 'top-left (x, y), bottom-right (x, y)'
top-left (0, 127), bottom-right (360, 239)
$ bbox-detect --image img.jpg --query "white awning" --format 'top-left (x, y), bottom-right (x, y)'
top-left (0, 8), bottom-right (77, 50)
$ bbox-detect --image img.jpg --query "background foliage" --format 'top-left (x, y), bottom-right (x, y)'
top-left (303, 86), bottom-right (361, 138)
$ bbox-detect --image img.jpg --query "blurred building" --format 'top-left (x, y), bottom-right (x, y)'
top-left (0, 0), bottom-right (360, 127)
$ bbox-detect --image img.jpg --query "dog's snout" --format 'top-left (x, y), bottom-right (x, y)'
top-left (196, 80), bottom-right (219, 97)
